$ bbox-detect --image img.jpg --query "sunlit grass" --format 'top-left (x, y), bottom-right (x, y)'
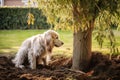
top-left (0, 30), bottom-right (120, 56)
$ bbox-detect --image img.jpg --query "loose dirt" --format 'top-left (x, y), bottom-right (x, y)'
top-left (0, 52), bottom-right (120, 80)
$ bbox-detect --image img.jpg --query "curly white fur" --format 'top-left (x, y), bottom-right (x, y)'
top-left (12, 30), bottom-right (63, 69)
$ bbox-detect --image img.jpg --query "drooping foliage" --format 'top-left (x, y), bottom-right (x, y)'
top-left (37, 0), bottom-right (120, 31)
top-left (37, 0), bottom-right (120, 54)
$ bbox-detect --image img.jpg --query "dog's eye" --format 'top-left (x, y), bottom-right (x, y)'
top-left (56, 36), bottom-right (58, 39)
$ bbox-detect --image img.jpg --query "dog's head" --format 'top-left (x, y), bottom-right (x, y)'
top-left (44, 30), bottom-right (64, 47)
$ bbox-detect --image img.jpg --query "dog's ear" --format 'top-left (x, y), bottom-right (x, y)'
top-left (45, 34), bottom-right (52, 45)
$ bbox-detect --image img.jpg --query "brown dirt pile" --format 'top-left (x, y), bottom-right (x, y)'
top-left (0, 52), bottom-right (120, 80)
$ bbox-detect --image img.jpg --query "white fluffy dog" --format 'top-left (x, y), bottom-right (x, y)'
top-left (12, 30), bottom-right (64, 69)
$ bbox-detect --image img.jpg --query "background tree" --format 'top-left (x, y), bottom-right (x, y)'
top-left (37, 0), bottom-right (120, 71)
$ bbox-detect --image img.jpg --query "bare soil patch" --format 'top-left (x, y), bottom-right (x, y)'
top-left (0, 52), bottom-right (120, 80)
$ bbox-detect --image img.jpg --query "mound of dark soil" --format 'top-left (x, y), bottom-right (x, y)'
top-left (0, 52), bottom-right (120, 80)
top-left (89, 52), bottom-right (120, 80)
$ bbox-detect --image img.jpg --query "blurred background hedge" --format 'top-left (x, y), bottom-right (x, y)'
top-left (0, 7), bottom-right (50, 30)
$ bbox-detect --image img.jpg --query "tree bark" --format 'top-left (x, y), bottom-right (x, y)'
top-left (72, 22), bottom-right (94, 71)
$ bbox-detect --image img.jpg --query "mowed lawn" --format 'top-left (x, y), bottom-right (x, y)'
top-left (0, 30), bottom-right (120, 56)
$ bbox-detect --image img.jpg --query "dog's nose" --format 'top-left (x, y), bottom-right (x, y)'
top-left (62, 42), bottom-right (64, 45)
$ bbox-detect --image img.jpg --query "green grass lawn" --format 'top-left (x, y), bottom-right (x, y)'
top-left (0, 30), bottom-right (120, 56)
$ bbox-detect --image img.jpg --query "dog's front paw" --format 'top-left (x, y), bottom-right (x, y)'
top-left (19, 65), bottom-right (25, 69)
top-left (16, 65), bottom-right (25, 69)
top-left (29, 64), bottom-right (36, 69)
top-left (30, 66), bottom-right (36, 69)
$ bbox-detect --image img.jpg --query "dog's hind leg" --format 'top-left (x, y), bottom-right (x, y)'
top-left (12, 48), bottom-right (26, 68)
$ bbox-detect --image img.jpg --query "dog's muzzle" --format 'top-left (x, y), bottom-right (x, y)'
top-left (54, 39), bottom-right (64, 47)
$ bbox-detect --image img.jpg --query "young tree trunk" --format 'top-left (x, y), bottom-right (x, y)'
top-left (72, 22), bottom-right (94, 71)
